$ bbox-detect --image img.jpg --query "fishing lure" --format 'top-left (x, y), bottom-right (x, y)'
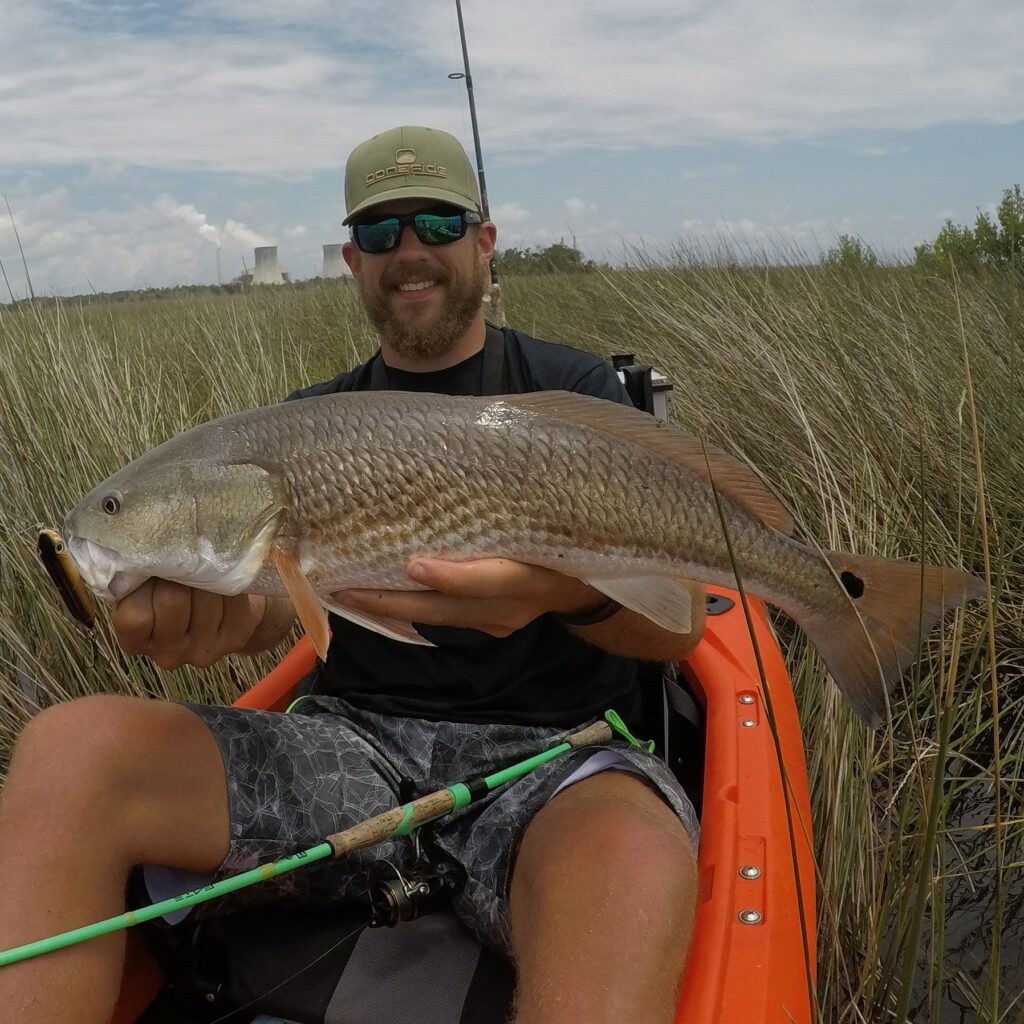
top-left (37, 527), bottom-right (96, 630)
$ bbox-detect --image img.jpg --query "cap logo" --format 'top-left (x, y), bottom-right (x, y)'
top-left (365, 151), bottom-right (448, 187)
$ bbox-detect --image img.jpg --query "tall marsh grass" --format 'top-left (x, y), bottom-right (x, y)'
top-left (0, 261), bottom-right (1020, 1021)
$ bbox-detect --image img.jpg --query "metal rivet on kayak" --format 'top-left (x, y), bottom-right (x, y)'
top-left (739, 694), bottom-right (755, 704)
top-left (740, 865), bottom-right (762, 879)
top-left (740, 719), bottom-right (757, 728)
top-left (739, 909), bottom-right (763, 924)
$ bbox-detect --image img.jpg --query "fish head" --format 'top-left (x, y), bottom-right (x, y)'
top-left (64, 448), bottom-right (285, 602)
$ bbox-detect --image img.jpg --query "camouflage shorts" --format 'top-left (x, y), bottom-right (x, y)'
top-left (144, 695), bottom-right (699, 957)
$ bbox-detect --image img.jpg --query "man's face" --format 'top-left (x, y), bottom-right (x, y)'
top-left (343, 197), bottom-right (496, 362)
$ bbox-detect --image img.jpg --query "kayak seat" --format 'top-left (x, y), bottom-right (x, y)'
top-left (130, 656), bottom-right (705, 1024)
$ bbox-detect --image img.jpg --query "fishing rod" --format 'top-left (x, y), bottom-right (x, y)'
top-left (0, 716), bottom-right (631, 968)
top-left (448, 0), bottom-right (503, 322)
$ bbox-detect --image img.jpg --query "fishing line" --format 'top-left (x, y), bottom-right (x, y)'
top-left (701, 434), bottom-right (819, 1022)
top-left (206, 919), bottom-right (367, 1024)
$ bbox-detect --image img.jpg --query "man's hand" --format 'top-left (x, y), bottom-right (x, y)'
top-left (331, 557), bottom-right (606, 638)
top-left (111, 580), bottom-right (272, 670)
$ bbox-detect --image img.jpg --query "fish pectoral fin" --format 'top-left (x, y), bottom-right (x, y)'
top-left (219, 515), bottom-right (282, 595)
top-left (584, 576), bottom-right (693, 634)
top-left (323, 600), bottom-right (436, 647)
top-left (271, 542), bottom-right (331, 662)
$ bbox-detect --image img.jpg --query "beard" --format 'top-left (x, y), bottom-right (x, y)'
top-left (359, 254), bottom-right (487, 362)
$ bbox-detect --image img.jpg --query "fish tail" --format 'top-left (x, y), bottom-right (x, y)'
top-left (795, 551), bottom-right (986, 727)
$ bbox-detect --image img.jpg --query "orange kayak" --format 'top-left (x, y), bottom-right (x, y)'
top-left (676, 585), bottom-right (816, 1022)
top-left (113, 584), bottom-right (816, 1023)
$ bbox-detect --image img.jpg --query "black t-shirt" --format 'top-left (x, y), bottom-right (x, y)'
top-left (285, 325), bottom-right (642, 727)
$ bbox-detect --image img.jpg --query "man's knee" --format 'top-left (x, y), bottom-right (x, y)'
top-left (13, 695), bottom-right (130, 777)
top-left (5, 695), bottom-right (229, 866)
top-left (8, 695), bottom-right (200, 807)
top-left (511, 772), bottom-right (697, 906)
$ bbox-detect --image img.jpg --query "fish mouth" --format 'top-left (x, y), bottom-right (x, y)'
top-left (66, 535), bottom-right (149, 601)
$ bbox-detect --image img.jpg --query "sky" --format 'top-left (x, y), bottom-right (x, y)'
top-left (0, 0), bottom-right (1021, 296)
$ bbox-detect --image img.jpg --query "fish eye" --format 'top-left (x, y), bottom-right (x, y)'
top-left (102, 492), bottom-right (122, 516)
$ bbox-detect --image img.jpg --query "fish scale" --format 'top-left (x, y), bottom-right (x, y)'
top-left (294, 397), bottom-right (784, 590)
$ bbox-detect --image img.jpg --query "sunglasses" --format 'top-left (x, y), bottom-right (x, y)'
top-left (350, 209), bottom-right (483, 254)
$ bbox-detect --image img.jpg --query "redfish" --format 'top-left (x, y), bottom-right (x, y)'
top-left (64, 390), bottom-right (985, 726)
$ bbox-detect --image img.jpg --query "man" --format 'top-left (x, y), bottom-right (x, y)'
top-left (0, 126), bottom-right (703, 1024)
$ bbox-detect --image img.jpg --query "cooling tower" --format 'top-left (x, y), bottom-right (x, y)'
top-left (321, 243), bottom-right (345, 278)
top-left (252, 246), bottom-right (284, 285)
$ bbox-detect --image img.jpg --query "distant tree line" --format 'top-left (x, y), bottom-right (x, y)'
top-left (494, 241), bottom-right (602, 276)
top-left (0, 275), bottom-right (351, 309)
top-left (822, 235), bottom-right (880, 270)
top-left (6, 197), bottom-right (1021, 309)
top-left (824, 184), bottom-right (1024, 272)
top-left (913, 184), bottom-right (1023, 271)
top-left (4, 243), bottom-right (609, 306)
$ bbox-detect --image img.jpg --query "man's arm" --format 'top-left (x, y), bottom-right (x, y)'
top-left (111, 566), bottom-right (703, 669)
top-left (559, 580), bottom-right (706, 662)
top-left (332, 557), bottom-right (706, 663)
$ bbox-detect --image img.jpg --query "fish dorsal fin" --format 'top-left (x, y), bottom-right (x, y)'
top-left (501, 391), bottom-right (795, 534)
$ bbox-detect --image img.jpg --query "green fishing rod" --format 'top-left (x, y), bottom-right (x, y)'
top-left (0, 715), bottom-right (633, 968)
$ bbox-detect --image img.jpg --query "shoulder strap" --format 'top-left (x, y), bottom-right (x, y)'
top-left (480, 322), bottom-right (506, 396)
top-left (368, 326), bottom-right (506, 395)
top-left (369, 349), bottom-right (389, 391)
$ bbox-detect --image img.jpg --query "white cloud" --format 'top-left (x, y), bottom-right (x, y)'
top-left (430, 1), bottom-right (1024, 153)
top-left (2, 1), bottom-right (1022, 292)
top-left (0, 187), bottom-right (311, 294)
top-left (681, 164), bottom-right (739, 181)
top-left (564, 197), bottom-right (599, 217)
top-left (491, 201), bottom-right (531, 226)
top-left (847, 144), bottom-right (912, 158)
top-left (0, 5), bottom-right (450, 177)
top-left (673, 212), bottom-right (872, 260)
top-left (1, 1), bottom-right (1021, 178)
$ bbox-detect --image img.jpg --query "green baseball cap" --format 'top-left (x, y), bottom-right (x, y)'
top-left (343, 126), bottom-right (483, 225)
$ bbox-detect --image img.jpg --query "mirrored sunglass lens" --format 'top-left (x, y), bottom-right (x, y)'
top-left (357, 218), bottom-right (401, 251)
top-left (414, 213), bottom-right (464, 244)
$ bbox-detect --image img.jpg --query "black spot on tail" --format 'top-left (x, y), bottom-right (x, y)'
top-left (841, 571), bottom-right (865, 598)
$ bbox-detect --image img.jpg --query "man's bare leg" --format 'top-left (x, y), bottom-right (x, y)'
top-left (509, 772), bottom-right (697, 1024)
top-left (0, 695), bottom-right (230, 1024)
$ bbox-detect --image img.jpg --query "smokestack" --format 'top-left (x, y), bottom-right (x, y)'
top-left (252, 245), bottom-right (284, 285)
top-left (321, 243), bottom-right (345, 279)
